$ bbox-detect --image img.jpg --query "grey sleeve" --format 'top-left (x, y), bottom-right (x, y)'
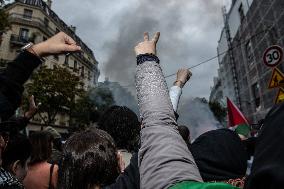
top-left (136, 61), bottom-right (202, 189)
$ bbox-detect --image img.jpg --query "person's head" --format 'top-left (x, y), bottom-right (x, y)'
top-left (29, 131), bottom-right (53, 165)
top-left (44, 126), bottom-right (62, 151)
top-left (0, 119), bottom-right (28, 166)
top-left (178, 125), bottom-right (191, 145)
top-left (98, 106), bottom-right (140, 152)
top-left (89, 110), bottom-right (101, 123)
top-left (2, 134), bottom-right (32, 182)
top-left (0, 132), bottom-right (8, 166)
top-left (58, 128), bottom-right (119, 189)
top-left (190, 129), bottom-right (248, 182)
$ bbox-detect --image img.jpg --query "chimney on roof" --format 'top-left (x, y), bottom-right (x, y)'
top-left (69, 25), bottom-right (76, 33)
top-left (46, 0), bottom-right (52, 8)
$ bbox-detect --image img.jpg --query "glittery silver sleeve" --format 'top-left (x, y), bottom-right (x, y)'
top-left (136, 61), bottom-right (202, 189)
top-left (136, 61), bottom-right (176, 125)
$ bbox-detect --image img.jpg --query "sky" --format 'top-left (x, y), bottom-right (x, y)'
top-left (52, 0), bottom-right (232, 99)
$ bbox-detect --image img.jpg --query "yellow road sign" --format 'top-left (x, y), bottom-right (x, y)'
top-left (275, 88), bottom-right (284, 104)
top-left (268, 68), bottom-right (284, 89)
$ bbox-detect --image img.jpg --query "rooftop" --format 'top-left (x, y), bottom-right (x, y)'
top-left (8, 0), bottom-right (96, 61)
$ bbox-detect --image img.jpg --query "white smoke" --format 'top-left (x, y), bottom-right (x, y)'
top-left (178, 97), bottom-right (223, 140)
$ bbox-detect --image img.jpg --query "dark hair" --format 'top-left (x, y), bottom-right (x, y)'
top-left (178, 125), bottom-right (191, 145)
top-left (89, 110), bottom-right (101, 123)
top-left (98, 106), bottom-right (140, 151)
top-left (2, 134), bottom-right (32, 170)
top-left (29, 131), bottom-right (53, 165)
top-left (190, 129), bottom-right (247, 181)
top-left (53, 138), bottom-right (63, 152)
top-left (58, 129), bottom-right (119, 189)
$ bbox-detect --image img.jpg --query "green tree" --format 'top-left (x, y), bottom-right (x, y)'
top-left (88, 86), bottom-right (115, 112)
top-left (209, 101), bottom-right (227, 125)
top-left (69, 87), bottom-right (114, 132)
top-left (70, 92), bottom-right (95, 126)
top-left (26, 65), bottom-right (84, 125)
top-left (0, 0), bottom-right (10, 35)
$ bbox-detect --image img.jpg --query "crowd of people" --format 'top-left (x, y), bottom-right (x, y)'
top-left (0, 31), bottom-right (283, 189)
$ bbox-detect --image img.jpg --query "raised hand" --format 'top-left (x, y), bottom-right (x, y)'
top-left (135, 32), bottom-right (160, 56)
top-left (24, 95), bottom-right (39, 119)
top-left (29, 32), bottom-right (81, 57)
top-left (117, 151), bottom-right (126, 173)
top-left (174, 69), bottom-right (192, 88)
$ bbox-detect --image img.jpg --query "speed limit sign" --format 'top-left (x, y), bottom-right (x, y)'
top-left (263, 45), bottom-right (283, 67)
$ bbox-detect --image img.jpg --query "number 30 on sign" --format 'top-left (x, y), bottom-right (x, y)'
top-left (263, 45), bottom-right (283, 67)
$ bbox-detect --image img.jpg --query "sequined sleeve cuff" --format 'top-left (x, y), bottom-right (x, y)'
top-left (136, 54), bottom-right (160, 65)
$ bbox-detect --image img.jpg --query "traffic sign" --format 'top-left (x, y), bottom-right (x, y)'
top-left (268, 68), bottom-right (284, 89)
top-left (263, 45), bottom-right (283, 67)
top-left (275, 88), bottom-right (284, 104)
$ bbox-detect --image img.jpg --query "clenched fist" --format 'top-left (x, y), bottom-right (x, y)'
top-left (174, 69), bottom-right (192, 88)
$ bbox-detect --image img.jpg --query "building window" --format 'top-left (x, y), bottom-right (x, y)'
top-left (73, 60), bottom-right (77, 71)
top-left (23, 9), bottom-right (33, 19)
top-left (238, 3), bottom-right (245, 21)
top-left (56, 28), bottom-right (60, 34)
top-left (44, 17), bottom-right (49, 27)
top-left (25, 0), bottom-right (36, 4)
top-left (88, 71), bottom-right (91, 80)
top-left (64, 56), bottom-right (69, 66)
top-left (19, 28), bottom-right (29, 41)
top-left (81, 66), bottom-right (85, 77)
top-left (53, 55), bottom-right (59, 60)
top-left (245, 40), bottom-right (254, 64)
top-left (269, 27), bottom-right (278, 44)
top-left (43, 36), bottom-right (47, 41)
top-left (252, 83), bottom-right (260, 109)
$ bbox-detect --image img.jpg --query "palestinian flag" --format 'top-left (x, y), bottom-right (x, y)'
top-left (227, 97), bottom-right (251, 138)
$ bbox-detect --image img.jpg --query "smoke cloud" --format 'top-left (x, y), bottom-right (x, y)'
top-left (53, 0), bottom-right (229, 97)
top-left (102, 0), bottom-right (224, 89)
top-left (52, 0), bottom-right (230, 134)
top-left (178, 97), bottom-right (223, 139)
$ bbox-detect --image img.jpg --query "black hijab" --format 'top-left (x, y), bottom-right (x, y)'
top-left (190, 128), bottom-right (248, 181)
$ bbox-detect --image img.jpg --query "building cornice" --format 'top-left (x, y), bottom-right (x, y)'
top-left (6, 0), bottom-right (98, 65)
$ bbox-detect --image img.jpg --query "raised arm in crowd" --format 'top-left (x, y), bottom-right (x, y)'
top-left (135, 32), bottom-right (238, 189)
top-left (170, 69), bottom-right (192, 112)
top-left (0, 32), bottom-right (81, 121)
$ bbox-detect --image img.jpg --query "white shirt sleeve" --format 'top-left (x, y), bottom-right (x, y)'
top-left (169, 85), bottom-right (182, 112)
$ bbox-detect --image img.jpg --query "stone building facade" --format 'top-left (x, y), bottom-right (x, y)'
top-left (210, 0), bottom-right (284, 122)
top-left (0, 0), bottom-right (100, 130)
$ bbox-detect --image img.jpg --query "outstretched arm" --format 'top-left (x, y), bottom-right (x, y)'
top-left (0, 32), bottom-right (81, 121)
top-left (170, 68), bottom-right (192, 112)
top-left (135, 32), bottom-right (202, 189)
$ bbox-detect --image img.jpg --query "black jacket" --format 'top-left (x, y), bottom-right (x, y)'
top-left (0, 51), bottom-right (41, 121)
top-left (190, 129), bottom-right (248, 182)
top-left (105, 152), bottom-right (140, 189)
top-left (245, 102), bottom-right (284, 189)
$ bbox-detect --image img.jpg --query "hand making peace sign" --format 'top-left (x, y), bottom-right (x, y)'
top-left (134, 32), bottom-right (160, 56)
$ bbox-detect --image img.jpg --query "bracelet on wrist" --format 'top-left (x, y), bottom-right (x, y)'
top-left (21, 43), bottom-right (45, 62)
top-left (136, 53), bottom-right (159, 65)
top-left (173, 80), bottom-right (185, 87)
top-left (28, 47), bottom-right (45, 62)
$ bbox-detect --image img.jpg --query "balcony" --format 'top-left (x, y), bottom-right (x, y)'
top-left (9, 13), bottom-right (56, 36)
top-left (10, 34), bottom-right (30, 46)
top-left (0, 59), bottom-right (9, 72)
top-left (73, 52), bottom-right (96, 70)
